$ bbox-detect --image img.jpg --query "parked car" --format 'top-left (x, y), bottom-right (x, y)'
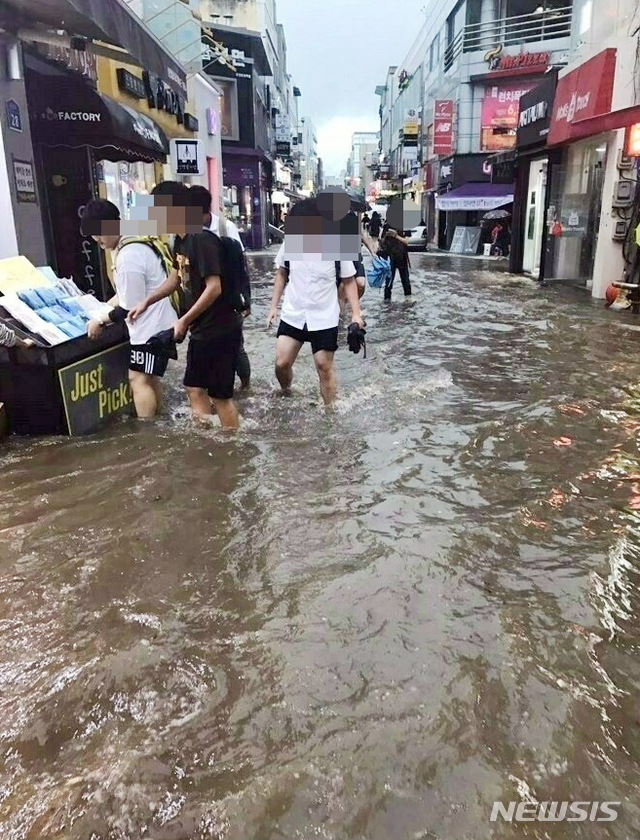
top-left (406, 225), bottom-right (428, 251)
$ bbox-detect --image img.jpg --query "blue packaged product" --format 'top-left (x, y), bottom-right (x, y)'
top-left (60, 298), bottom-right (88, 319)
top-left (57, 322), bottom-right (76, 338)
top-left (37, 288), bottom-right (61, 307)
top-left (67, 316), bottom-right (87, 334)
top-left (38, 306), bottom-right (65, 325)
top-left (51, 304), bottom-right (72, 321)
top-left (18, 289), bottom-right (46, 309)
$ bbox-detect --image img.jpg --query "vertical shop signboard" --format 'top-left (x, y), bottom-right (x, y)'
top-left (433, 100), bottom-right (454, 155)
top-left (13, 158), bottom-right (36, 203)
top-left (58, 343), bottom-right (133, 435)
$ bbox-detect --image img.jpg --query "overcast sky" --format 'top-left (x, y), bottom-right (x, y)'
top-left (276, 0), bottom-right (421, 177)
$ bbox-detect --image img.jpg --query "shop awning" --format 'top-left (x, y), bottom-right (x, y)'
top-left (436, 182), bottom-right (514, 212)
top-left (27, 72), bottom-right (169, 162)
top-left (570, 104), bottom-right (640, 142)
top-left (2, 0), bottom-right (187, 94)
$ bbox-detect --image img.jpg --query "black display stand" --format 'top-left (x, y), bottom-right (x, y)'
top-left (0, 324), bottom-right (131, 436)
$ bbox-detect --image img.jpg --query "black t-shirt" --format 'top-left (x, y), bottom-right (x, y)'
top-left (178, 230), bottom-right (242, 340)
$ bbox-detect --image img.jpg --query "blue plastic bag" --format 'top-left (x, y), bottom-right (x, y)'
top-left (366, 255), bottom-right (392, 289)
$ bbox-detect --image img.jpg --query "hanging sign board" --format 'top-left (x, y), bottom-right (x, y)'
top-left (170, 138), bottom-right (204, 176)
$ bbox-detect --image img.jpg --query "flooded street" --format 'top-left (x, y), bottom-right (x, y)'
top-left (3, 254), bottom-right (640, 839)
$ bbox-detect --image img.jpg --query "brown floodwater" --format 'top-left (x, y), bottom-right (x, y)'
top-left (2, 254), bottom-right (640, 839)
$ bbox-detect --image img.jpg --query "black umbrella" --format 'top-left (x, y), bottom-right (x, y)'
top-left (346, 188), bottom-right (369, 212)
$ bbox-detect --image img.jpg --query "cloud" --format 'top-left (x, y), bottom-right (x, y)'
top-left (317, 116), bottom-right (379, 178)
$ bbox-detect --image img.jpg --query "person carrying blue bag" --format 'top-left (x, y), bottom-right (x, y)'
top-left (366, 254), bottom-right (392, 290)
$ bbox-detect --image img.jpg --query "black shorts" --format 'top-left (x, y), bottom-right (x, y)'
top-left (129, 345), bottom-right (169, 377)
top-left (277, 320), bottom-right (338, 354)
top-left (183, 329), bottom-right (242, 400)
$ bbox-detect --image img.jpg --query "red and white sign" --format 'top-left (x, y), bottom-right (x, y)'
top-left (548, 49), bottom-right (616, 145)
top-left (433, 99), bottom-right (454, 155)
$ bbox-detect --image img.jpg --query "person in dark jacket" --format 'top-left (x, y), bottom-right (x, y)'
top-left (369, 211), bottom-right (382, 240)
top-left (379, 224), bottom-right (411, 300)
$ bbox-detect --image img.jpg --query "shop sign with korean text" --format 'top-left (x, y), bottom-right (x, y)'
top-left (58, 343), bottom-right (133, 435)
top-left (434, 100), bottom-right (454, 155)
top-left (481, 83), bottom-right (534, 151)
top-left (547, 49), bottom-right (616, 145)
top-left (13, 158), bottom-right (36, 203)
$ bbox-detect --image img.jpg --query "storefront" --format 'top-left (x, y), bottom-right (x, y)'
top-left (508, 71), bottom-right (558, 278)
top-left (203, 27), bottom-right (273, 249)
top-left (0, 0), bottom-right (188, 437)
top-left (96, 54), bottom-right (196, 218)
top-left (24, 51), bottom-right (170, 300)
top-left (187, 74), bottom-right (224, 212)
top-left (433, 154), bottom-right (495, 249)
top-left (542, 49), bottom-right (617, 288)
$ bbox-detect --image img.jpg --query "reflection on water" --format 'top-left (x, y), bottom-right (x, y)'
top-left (2, 256), bottom-right (640, 838)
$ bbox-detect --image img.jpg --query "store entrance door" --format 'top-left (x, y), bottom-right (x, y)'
top-left (543, 139), bottom-right (607, 287)
top-left (522, 158), bottom-right (548, 277)
top-left (38, 146), bottom-right (106, 298)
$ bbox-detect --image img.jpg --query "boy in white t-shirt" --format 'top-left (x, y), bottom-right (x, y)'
top-left (81, 199), bottom-right (177, 419)
top-left (266, 197), bottom-right (364, 406)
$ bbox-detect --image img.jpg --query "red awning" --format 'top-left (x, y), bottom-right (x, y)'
top-left (570, 104), bottom-right (640, 142)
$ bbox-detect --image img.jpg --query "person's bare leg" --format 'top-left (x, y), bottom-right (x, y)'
top-left (185, 386), bottom-right (213, 420)
top-left (313, 350), bottom-right (337, 406)
top-left (150, 376), bottom-right (163, 413)
top-left (356, 277), bottom-right (366, 299)
top-left (275, 335), bottom-right (302, 393)
top-left (211, 397), bottom-right (239, 430)
top-left (129, 371), bottom-right (159, 418)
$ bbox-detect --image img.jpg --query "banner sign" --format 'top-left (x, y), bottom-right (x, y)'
top-left (481, 83), bottom-right (534, 150)
top-left (433, 100), bottom-right (454, 155)
top-left (58, 343), bottom-right (133, 435)
top-left (437, 191), bottom-right (514, 211)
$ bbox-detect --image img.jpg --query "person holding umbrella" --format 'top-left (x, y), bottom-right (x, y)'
top-left (484, 208), bottom-right (511, 257)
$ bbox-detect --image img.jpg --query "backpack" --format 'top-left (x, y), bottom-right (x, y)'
top-left (217, 216), bottom-right (251, 312)
top-left (115, 235), bottom-right (184, 316)
top-left (283, 260), bottom-right (342, 286)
